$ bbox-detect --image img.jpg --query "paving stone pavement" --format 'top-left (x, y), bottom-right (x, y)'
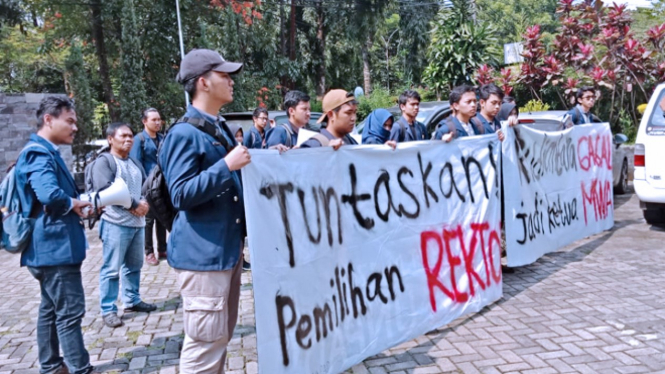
top-left (1, 187), bottom-right (664, 374)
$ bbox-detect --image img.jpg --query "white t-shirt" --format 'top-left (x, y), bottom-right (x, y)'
top-left (460, 121), bottom-right (475, 136)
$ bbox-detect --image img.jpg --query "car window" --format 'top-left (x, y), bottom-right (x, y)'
top-left (224, 116), bottom-right (254, 133)
top-left (646, 91), bottom-right (665, 136)
top-left (416, 108), bottom-right (436, 124)
top-left (427, 109), bottom-right (452, 134)
top-left (274, 114), bottom-right (323, 131)
top-left (307, 114), bottom-right (322, 131)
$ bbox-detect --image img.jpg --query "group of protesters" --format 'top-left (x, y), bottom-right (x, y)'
top-left (13, 47), bottom-right (602, 374)
top-left (235, 79), bottom-right (599, 153)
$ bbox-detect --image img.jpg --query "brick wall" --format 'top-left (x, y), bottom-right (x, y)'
top-left (0, 93), bottom-right (74, 180)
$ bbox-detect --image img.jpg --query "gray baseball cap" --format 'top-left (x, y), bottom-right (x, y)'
top-left (176, 49), bottom-right (243, 83)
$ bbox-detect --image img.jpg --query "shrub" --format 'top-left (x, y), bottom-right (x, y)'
top-left (519, 99), bottom-right (551, 113)
top-left (357, 88), bottom-right (396, 121)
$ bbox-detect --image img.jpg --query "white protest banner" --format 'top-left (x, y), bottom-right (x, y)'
top-left (242, 137), bottom-right (503, 374)
top-left (502, 123), bottom-right (614, 267)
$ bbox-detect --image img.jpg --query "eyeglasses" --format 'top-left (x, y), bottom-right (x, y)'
top-left (257, 117), bottom-right (269, 121)
top-left (582, 96), bottom-right (596, 101)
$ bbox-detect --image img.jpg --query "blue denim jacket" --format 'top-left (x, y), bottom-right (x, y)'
top-left (15, 134), bottom-right (87, 267)
top-left (567, 105), bottom-right (600, 125)
top-left (475, 114), bottom-right (499, 133)
top-left (265, 121), bottom-right (299, 148)
top-left (389, 117), bottom-right (428, 142)
top-left (159, 106), bottom-right (245, 272)
top-left (130, 130), bottom-right (163, 174)
top-left (434, 116), bottom-right (485, 140)
top-left (243, 125), bottom-right (265, 149)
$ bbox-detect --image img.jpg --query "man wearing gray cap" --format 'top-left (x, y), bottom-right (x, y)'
top-left (159, 49), bottom-right (251, 373)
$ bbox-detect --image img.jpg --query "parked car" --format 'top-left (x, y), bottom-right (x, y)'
top-left (223, 111), bottom-right (324, 133)
top-left (354, 101), bottom-right (452, 139)
top-left (518, 110), bottom-right (630, 195)
top-left (634, 82), bottom-right (665, 224)
top-left (516, 110), bottom-right (574, 131)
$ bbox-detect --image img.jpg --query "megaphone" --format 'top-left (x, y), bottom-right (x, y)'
top-left (80, 178), bottom-right (132, 211)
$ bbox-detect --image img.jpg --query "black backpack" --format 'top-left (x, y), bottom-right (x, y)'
top-left (142, 116), bottom-right (235, 231)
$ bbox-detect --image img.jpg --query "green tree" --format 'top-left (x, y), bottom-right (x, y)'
top-left (66, 41), bottom-right (99, 167)
top-left (476, 0), bottom-right (558, 46)
top-left (0, 0), bottom-right (24, 30)
top-left (119, 0), bottom-right (147, 130)
top-left (423, 0), bottom-right (499, 95)
top-left (398, 0), bottom-right (440, 85)
top-left (0, 24), bottom-right (67, 93)
top-left (348, 0), bottom-right (391, 96)
top-left (632, 0), bottom-right (665, 39)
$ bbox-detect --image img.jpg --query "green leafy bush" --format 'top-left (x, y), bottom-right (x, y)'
top-left (357, 88), bottom-right (397, 121)
top-left (519, 99), bottom-right (551, 113)
top-left (310, 100), bottom-right (323, 113)
top-left (618, 109), bottom-right (637, 143)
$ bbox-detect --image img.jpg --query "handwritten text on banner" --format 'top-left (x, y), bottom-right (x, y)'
top-left (242, 137), bottom-right (503, 374)
top-left (502, 123), bottom-right (615, 266)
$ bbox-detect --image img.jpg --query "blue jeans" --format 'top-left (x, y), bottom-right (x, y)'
top-left (27, 264), bottom-right (93, 374)
top-left (99, 220), bottom-right (145, 315)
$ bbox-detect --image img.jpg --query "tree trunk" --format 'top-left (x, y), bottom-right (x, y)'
top-left (90, 0), bottom-right (119, 121)
top-left (280, 0), bottom-right (296, 90)
top-left (280, 0), bottom-right (287, 57)
top-left (278, 0), bottom-right (288, 95)
top-left (361, 35), bottom-right (372, 97)
top-left (385, 36), bottom-right (390, 91)
top-left (289, 0), bottom-right (296, 61)
top-left (235, 17), bottom-right (246, 58)
top-left (314, 1), bottom-right (326, 98)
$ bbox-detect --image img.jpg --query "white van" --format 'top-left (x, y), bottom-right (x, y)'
top-left (634, 83), bottom-right (665, 224)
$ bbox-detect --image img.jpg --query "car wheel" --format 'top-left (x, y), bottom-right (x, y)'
top-left (643, 209), bottom-right (665, 224)
top-left (614, 159), bottom-right (628, 195)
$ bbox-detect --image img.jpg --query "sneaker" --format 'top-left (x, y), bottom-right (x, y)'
top-left (145, 253), bottom-right (159, 266)
top-left (243, 259), bottom-right (251, 271)
top-left (158, 252), bottom-right (167, 260)
top-left (102, 312), bottom-right (123, 328)
top-left (124, 301), bottom-right (157, 313)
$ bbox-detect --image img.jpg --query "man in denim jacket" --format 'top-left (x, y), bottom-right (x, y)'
top-left (160, 49), bottom-right (251, 373)
top-left (15, 97), bottom-right (98, 374)
top-left (130, 108), bottom-right (166, 266)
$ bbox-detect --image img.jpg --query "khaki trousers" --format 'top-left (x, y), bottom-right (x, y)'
top-left (177, 252), bottom-right (243, 374)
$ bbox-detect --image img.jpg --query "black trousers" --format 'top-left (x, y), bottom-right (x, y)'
top-left (144, 211), bottom-right (167, 255)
